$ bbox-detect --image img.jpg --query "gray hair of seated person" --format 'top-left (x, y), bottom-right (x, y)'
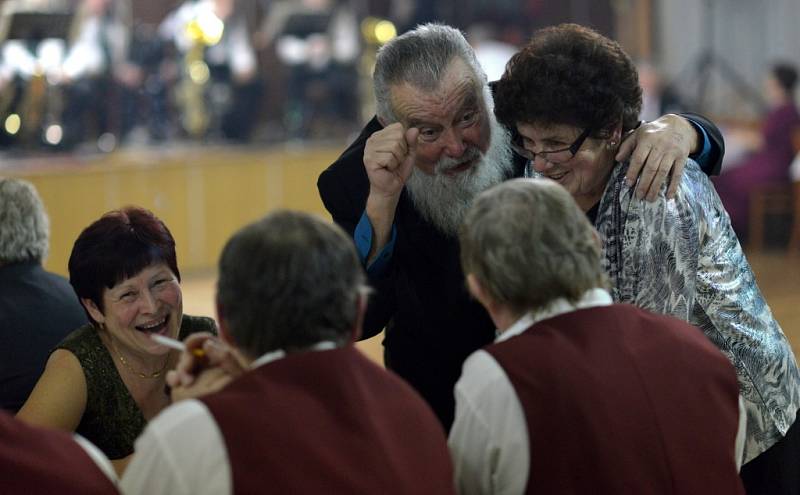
top-left (216, 210), bottom-right (367, 356)
top-left (459, 179), bottom-right (608, 315)
top-left (0, 178), bottom-right (49, 265)
top-left (373, 23), bottom-right (488, 124)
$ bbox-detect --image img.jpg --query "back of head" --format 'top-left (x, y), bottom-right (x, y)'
top-left (216, 211), bottom-right (366, 357)
top-left (772, 62), bottom-right (798, 95)
top-left (494, 23), bottom-right (642, 135)
top-left (373, 23), bottom-right (486, 123)
top-left (68, 206), bottom-right (179, 319)
top-left (0, 178), bottom-right (49, 265)
top-left (460, 178), bottom-right (606, 314)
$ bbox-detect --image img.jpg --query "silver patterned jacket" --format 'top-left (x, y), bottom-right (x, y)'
top-left (593, 159), bottom-right (800, 463)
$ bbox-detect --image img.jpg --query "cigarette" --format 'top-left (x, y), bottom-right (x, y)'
top-left (150, 334), bottom-right (206, 358)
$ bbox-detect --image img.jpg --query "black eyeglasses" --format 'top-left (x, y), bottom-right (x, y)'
top-left (510, 127), bottom-right (592, 164)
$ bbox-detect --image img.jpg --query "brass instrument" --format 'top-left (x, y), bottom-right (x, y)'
top-left (358, 17), bottom-right (395, 123)
top-left (176, 10), bottom-right (224, 138)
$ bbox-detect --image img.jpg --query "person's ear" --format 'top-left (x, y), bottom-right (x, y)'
top-left (467, 273), bottom-right (492, 310)
top-left (609, 123), bottom-right (624, 147)
top-left (350, 290), bottom-right (367, 343)
top-left (215, 301), bottom-right (236, 347)
top-left (81, 298), bottom-right (105, 325)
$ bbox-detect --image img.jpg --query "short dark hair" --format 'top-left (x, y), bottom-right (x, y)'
top-left (216, 211), bottom-right (366, 356)
top-left (772, 63), bottom-right (798, 94)
top-left (494, 23), bottom-right (642, 137)
top-left (68, 206), bottom-right (179, 321)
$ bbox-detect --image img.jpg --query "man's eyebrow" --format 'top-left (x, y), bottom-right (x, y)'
top-left (407, 118), bottom-right (441, 129)
top-left (459, 91), bottom-right (478, 110)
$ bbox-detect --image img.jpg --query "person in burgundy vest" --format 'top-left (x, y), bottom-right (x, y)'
top-left (121, 210), bottom-right (455, 495)
top-left (449, 178), bottom-right (746, 494)
top-left (0, 410), bottom-right (117, 493)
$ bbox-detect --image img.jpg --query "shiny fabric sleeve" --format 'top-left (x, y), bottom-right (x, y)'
top-left (598, 160), bottom-right (800, 463)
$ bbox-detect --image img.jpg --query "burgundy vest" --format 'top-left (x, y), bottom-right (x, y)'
top-left (202, 345), bottom-right (455, 494)
top-left (486, 304), bottom-right (744, 495)
top-left (0, 412), bottom-right (117, 494)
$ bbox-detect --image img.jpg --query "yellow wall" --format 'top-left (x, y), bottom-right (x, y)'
top-left (3, 145), bottom-right (341, 276)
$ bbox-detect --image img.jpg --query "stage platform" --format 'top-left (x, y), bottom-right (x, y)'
top-left (1, 143), bottom-right (342, 277)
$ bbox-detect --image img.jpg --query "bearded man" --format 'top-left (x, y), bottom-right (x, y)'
top-left (317, 23), bottom-right (726, 428)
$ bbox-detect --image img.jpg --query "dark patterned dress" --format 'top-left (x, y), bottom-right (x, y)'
top-left (594, 159), bottom-right (800, 463)
top-left (56, 315), bottom-right (217, 459)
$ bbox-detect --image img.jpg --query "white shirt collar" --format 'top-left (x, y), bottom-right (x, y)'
top-left (495, 288), bottom-right (613, 343)
top-left (249, 341), bottom-right (339, 369)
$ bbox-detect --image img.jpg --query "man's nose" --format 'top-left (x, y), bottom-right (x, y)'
top-left (441, 127), bottom-right (466, 157)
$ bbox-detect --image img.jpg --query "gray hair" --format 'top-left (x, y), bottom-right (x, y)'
top-left (0, 178), bottom-right (49, 264)
top-left (374, 23), bottom-right (488, 123)
top-left (216, 210), bottom-right (367, 356)
top-left (459, 179), bottom-right (607, 314)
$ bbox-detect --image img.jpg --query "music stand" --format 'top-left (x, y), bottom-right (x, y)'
top-left (664, 0), bottom-right (765, 116)
top-left (281, 12), bottom-right (332, 39)
top-left (5, 11), bottom-right (73, 42)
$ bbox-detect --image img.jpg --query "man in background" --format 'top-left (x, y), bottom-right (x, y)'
top-left (0, 178), bottom-right (87, 412)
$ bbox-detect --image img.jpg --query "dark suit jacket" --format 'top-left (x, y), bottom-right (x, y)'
top-left (0, 262), bottom-right (88, 413)
top-left (317, 113), bottom-right (725, 428)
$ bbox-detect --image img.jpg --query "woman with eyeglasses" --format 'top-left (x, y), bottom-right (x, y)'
top-left (494, 23), bottom-right (800, 494)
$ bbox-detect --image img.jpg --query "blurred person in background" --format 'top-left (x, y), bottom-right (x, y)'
top-left (57, 0), bottom-right (133, 148)
top-left (714, 63), bottom-right (800, 239)
top-left (0, 178), bottom-right (87, 413)
top-left (494, 24), bottom-right (800, 494)
top-left (17, 206), bottom-right (217, 474)
top-left (160, 0), bottom-right (261, 141)
top-left (260, 0), bottom-right (359, 139)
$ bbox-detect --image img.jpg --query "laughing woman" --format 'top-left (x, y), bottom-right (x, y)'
top-left (16, 207), bottom-right (216, 474)
top-left (493, 24), bottom-right (800, 494)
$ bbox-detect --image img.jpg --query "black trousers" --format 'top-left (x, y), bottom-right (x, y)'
top-left (741, 412), bottom-right (800, 495)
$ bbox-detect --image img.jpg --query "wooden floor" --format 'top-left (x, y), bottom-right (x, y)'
top-left (183, 250), bottom-right (800, 366)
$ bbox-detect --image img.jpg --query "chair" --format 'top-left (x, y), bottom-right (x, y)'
top-left (747, 127), bottom-right (800, 253)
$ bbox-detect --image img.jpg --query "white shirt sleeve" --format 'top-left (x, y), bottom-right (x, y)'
top-left (448, 350), bottom-right (530, 495)
top-left (73, 434), bottom-right (118, 486)
top-left (120, 399), bottom-right (231, 495)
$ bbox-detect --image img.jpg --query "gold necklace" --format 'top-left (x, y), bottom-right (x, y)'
top-left (109, 338), bottom-right (170, 379)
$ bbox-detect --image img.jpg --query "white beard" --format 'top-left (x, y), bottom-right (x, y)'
top-left (405, 116), bottom-right (514, 237)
